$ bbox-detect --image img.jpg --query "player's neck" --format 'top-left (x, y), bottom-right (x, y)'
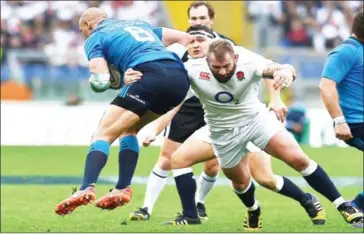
top-left (351, 34), bottom-right (364, 44)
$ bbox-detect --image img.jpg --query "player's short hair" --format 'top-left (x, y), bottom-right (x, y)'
top-left (186, 25), bottom-right (215, 39)
top-left (187, 1), bottom-right (215, 19)
top-left (352, 10), bottom-right (364, 41)
top-left (207, 40), bottom-right (234, 61)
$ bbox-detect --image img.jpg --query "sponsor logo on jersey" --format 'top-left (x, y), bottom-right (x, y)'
top-left (236, 71), bottom-right (245, 81)
top-left (127, 93), bottom-right (146, 104)
top-left (199, 72), bottom-right (211, 81)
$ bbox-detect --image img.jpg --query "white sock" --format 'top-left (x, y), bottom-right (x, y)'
top-left (142, 164), bottom-right (169, 215)
top-left (195, 171), bottom-right (218, 204)
top-left (333, 197), bottom-right (346, 208)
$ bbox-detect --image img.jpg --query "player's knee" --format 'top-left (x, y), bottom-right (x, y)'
top-left (204, 160), bottom-right (220, 177)
top-left (231, 176), bottom-right (251, 191)
top-left (170, 154), bottom-right (191, 169)
top-left (290, 153), bottom-right (311, 172)
top-left (158, 155), bottom-right (172, 171)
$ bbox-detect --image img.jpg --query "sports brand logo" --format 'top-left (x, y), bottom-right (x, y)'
top-left (236, 71), bottom-right (245, 81)
top-left (199, 72), bottom-right (211, 81)
top-left (127, 93), bottom-right (146, 104)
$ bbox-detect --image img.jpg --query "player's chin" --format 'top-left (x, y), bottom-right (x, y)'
top-left (215, 76), bottom-right (231, 83)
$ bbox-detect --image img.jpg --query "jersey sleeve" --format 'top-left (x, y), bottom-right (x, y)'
top-left (321, 45), bottom-right (357, 84)
top-left (84, 33), bottom-right (105, 61)
top-left (151, 26), bottom-right (163, 41)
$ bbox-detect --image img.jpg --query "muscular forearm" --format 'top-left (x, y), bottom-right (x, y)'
top-left (319, 81), bottom-right (343, 118)
top-left (149, 104), bottom-right (182, 135)
top-left (262, 63), bottom-right (297, 80)
top-left (264, 79), bottom-right (281, 101)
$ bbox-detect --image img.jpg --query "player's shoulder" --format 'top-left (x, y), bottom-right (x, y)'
top-left (233, 46), bottom-right (258, 62)
top-left (167, 43), bottom-right (187, 59)
top-left (330, 39), bottom-right (360, 57)
top-left (184, 58), bottom-right (208, 77)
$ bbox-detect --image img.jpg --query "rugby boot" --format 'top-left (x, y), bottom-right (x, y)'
top-left (54, 185), bottom-right (96, 216)
top-left (196, 202), bottom-right (209, 220)
top-left (162, 213), bottom-right (201, 225)
top-left (301, 193), bottom-right (326, 225)
top-left (95, 187), bottom-right (132, 210)
top-left (129, 207), bottom-right (151, 221)
top-left (243, 207), bottom-right (262, 231)
top-left (337, 201), bottom-right (363, 224)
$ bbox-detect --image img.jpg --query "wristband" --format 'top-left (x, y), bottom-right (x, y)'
top-left (333, 116), bottom-right (346, 125)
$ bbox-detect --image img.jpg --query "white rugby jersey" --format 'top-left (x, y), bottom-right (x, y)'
top-left (184, 46), bottom-right (274, 131)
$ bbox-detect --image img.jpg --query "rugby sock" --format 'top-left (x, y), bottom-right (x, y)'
top-left (80, 140), bottom-right (110, 190)
top-left (300, 160), bottom-right (343, 205)
top-left (142, 164), bottom-right (169, 214)
top-left (173, 168), bottom-right (198, 219)
top-left (234, 180), bottom-right (258, 210)
top-left (195, 171), bottom-right (218, 204)
top-left (274, 175), bottom-right (311, 204)
top-left (115, 136), bottom-right (139, 190)
top-left (353, 191), bottom-right (364, 211)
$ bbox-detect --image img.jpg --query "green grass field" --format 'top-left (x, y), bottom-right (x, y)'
top-left (1, 146), bottom-right (363, 232)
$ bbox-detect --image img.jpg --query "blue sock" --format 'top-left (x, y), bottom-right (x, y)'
top-left (353, 191), bottom-right (364, 211)
top-left (80, 140), bottom-right (110, 190)
top-left (115, 135), bottom-right (139, 189)
top-left (301, 162), bottom-right (341, 202)
top-left (174, 172), bottom-right (198, 219)
top-left (234, 181), bottom-right (256, 208)
top-left (278, 177), bottom-right (311, 204)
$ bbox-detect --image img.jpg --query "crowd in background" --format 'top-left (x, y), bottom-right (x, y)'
top-left (247, 1), bottom-right (363, 51)
top-left (0, 1), bottom-right (362, 101)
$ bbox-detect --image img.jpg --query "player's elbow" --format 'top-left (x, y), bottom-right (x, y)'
top-left (318, 78), bottom-right (335, 94)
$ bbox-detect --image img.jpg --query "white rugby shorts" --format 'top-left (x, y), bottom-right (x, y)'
top-left (207, 108), bottom-right (285, 168)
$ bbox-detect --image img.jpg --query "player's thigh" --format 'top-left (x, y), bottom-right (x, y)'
top-left (170, 137), bottom-right (215, 169)
top-left (93, 104), bottom-right (141, 143)
top-left (220, 155), bottom-right (251, 186)
top-left (264, 129), bottom-right (310, 171)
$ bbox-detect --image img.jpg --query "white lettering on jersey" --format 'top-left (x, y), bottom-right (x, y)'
top-left (184, 46), bottom-right (274, 131)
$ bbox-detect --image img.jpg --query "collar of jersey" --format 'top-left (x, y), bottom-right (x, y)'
top-left (349, 36), bottom-right (364, 46)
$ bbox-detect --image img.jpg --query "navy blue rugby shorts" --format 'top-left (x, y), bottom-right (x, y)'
top-left (111, 59), bottom-right (190, 117)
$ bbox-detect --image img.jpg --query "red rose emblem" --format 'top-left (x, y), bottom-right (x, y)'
top-left (237, 71), bottom-right (245, 80)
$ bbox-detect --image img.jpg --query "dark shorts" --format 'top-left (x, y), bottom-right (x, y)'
top-left (167, 97), bottom-right (206, 143)
top-left (111, 59), bottom-right (190, 117)
top-left (345, 122), bottom-right (364, 151)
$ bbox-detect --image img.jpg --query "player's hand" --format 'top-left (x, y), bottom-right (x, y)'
top-left (268, 98), bottom-right (287, 122)
top-left (124, 68), bottom-right (143, 85)
top-left (335, 123), bottom-right (353, 141)
top-left (273, 68), bottom-right (294, 90)
top-left (143, 133), bottom-right (157, 147)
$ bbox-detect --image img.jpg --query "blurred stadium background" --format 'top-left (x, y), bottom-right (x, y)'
top-left (1, 1), bottom-right (363, 232)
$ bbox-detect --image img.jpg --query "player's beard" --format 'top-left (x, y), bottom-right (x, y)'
top-left (212, 63), bottom-right (237, 83)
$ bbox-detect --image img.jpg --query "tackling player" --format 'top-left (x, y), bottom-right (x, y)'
top-left (319, 10), bottom-right (364, 227)
top-left (127, 40), bottom-right (363, 229)
top-left (54, 7), bottom-right (193, 216)
top-left (127, 25), bottom-right (327, 227)
top-left (129, 1), bottom-right (236, 221)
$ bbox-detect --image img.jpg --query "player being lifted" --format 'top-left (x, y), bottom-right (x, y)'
top-left (128, 25), bottom-right (327, 227)
top-left (126, 39), bottom-right (363, 229)
top-left (53, 7), bottom-right (193, 216)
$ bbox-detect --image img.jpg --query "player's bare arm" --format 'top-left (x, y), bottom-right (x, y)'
top-left (160, 27), bottom-right (193, 47)
top-left (265, 79), bottom-right (287, 122)
top-left (88, 58), bottom-right (111, 92)
top-left (142, 104), bottom-right (183, 147)
top-left (262, 63), bottom-right (297, 90)
top-left (319, 78), bottom-right (353, 140)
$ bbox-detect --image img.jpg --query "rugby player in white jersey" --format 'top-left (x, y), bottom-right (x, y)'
top-left (127, 25), bottom-right (327, 227)
top-left (125, 39), bottom-right (363, 229)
